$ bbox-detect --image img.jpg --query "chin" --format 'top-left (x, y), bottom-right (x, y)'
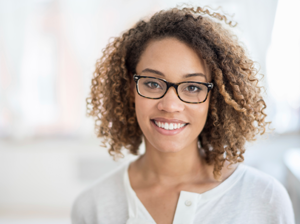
top-left (156, 148), bottom-right (182, 153)
top-left (153, 141), bottom-right (185, 153)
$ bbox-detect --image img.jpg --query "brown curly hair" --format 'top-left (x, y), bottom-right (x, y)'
top-left (87, 6), bottom-right (269, 180)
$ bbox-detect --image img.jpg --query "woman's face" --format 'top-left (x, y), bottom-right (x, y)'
top-left (134, 37), bottom-right (211, 153)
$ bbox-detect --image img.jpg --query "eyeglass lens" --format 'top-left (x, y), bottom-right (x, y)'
top-left (137, 77), bottom-right (208, 103)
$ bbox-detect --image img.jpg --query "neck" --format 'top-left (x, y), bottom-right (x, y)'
top-left (135, 139), bottom-right (214, 186)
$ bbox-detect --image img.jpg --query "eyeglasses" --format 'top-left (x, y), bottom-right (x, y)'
top-left (133, 74), bottom-right (213, 104)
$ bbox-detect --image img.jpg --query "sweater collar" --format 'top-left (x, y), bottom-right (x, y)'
top-left (123, 160), bottom-right (246, 224)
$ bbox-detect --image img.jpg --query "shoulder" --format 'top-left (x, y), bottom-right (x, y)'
top-left (237, 164), bottom-right (295, 223)
top-left (71, 163), bottom-right (129, 224)
top-left (241, 164), bottom-right (289, 201)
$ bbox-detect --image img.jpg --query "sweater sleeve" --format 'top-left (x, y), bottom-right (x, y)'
top-left (265, 178), bottom-right (295, 224)
top-left (71, 190), bottom-right (96, 224)
top-left (71, 196), bottom-right (85, 224)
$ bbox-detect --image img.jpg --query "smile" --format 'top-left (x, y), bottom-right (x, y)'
top-left (153, 120), bottom-right (188, 130)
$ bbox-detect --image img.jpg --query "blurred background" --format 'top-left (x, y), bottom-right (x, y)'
top-left (0, 0), bottom-right (299, 223)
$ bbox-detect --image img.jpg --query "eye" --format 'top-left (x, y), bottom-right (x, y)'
top-left (185, 85), bottom-right (201, 92)
top-left (145, 81), bottom-right (162, 89)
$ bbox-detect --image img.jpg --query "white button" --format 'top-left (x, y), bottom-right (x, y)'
top-left (185, 200), bottom-right (192, 206)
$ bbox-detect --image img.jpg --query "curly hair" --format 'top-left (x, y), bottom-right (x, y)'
top-left (87, 6), bottom-right (269, 180)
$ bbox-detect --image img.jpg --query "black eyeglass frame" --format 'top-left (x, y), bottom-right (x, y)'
top-left (133, 74), bottom-right (214, 104)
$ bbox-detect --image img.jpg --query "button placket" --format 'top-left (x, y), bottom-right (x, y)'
top-left (172, 191), bottom-right (198, 224)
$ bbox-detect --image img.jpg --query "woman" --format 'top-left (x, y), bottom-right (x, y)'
top-left (71, 6), bottom-right (295, 224)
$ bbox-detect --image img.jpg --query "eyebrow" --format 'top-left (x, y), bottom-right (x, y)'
top-left (141, 68), bottom-right (207, 81)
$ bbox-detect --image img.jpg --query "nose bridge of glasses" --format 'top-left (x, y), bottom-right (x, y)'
top-left (164, 82), bottom-right (180, 97)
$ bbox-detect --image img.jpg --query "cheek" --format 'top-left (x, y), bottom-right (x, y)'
top-left (135, 94), bottom-right (155, 127)
top-left (190, 102), bottom-right (210, 130)
top-left (135, 94), bottom-right (147, 115)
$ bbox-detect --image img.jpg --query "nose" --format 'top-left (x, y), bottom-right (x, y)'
top-left (157, 86), bottom-right (185, 112)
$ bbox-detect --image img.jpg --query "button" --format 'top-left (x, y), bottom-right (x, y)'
top-left (185, 200), bottom-right (192, 206)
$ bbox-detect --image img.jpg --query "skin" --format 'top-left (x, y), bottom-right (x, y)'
top-left (129, 37), bottom-right (238, 224)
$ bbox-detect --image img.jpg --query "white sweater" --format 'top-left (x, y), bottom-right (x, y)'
top-left (71, 160), bottom-right (295, 224)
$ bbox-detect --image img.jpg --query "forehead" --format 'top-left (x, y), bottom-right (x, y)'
top-left (136, 37), bottom-right (211, 81)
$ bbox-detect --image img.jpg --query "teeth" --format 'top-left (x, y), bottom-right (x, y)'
top-left (154, 120), bottom-right (186, 130)
top-left (165, 123), bottom-right (169, 130)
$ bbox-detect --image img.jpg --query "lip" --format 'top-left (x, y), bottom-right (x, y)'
top-left (150, 119), bottom-right (188, 136)
top-left (151, 117), bottom-right (188, 124)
